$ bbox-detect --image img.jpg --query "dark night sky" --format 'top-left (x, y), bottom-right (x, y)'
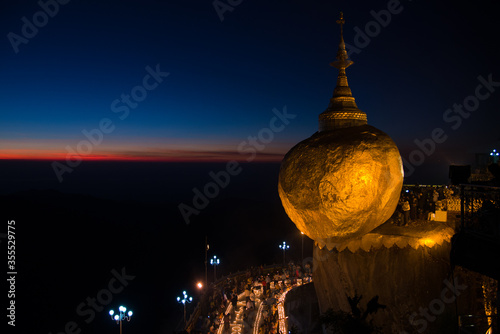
top-left (0, 0), bottom-right (499, 183)
top-left (1, 1), bottom-right (500, 333)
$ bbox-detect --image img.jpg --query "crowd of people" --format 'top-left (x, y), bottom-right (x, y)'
top-left (185, 262), bottom-right (313, 334)
top-left (183, 185), bottom-right (481, 333)
top-left (391, 185), bottom-right (460, 226)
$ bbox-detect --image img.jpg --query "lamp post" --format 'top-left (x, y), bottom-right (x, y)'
top-left (300, 232), bottom-right (304, 262)
top-left (205, 236), bottom-right (209, 287)
top-left (279, 241), bottom-right (289, 267)
top-left (177, 290), bottom-right (193, 324)
top-left (210, 255), bottom-right (220, 282)
top-left (109, 305), bottom-right (133, 334)
top-left (491, 149), bottom-right (499, 163)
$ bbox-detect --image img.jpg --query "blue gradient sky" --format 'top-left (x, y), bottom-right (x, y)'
top-left (1, 0), bottom-right (499, 182)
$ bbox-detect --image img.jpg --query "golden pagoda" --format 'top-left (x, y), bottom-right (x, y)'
top-left (278, 12), bottom-right (403, 247)
top-left (319, 12), bottom-right (367, 131)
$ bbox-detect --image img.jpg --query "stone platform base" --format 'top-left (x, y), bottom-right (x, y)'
top-left (313, 222), bottom-right (490, 333)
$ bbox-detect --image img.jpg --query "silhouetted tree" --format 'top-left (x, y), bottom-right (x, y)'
top-left (319, 294), bottom-right (385, 333)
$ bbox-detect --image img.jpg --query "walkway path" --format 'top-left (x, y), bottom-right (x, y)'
top-left (216, 279), bottom-right (310, 334)
top-left (217, 290), bottom-right (262, 334)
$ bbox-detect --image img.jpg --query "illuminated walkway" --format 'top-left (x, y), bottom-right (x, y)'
top-left (252, 285), bottom-right (292, 334)
top-left (215, 280), bottom-right (310, 334)
top-left (216, 290), bottom-right (262, 334)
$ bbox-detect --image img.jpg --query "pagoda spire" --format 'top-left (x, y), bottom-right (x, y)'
top-left (319, 12), bottom-right (367, 132)
top-left (330, 12), bottom-right (352, 71)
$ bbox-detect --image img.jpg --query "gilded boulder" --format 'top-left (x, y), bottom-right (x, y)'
top-left (278, 124), bottom-right (403, 245)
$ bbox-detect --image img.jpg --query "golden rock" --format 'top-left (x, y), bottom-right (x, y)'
top-left (278, 124), bottom-right (403, 245)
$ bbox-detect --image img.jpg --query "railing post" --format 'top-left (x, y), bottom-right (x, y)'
top-left (460, 184), bottom-right (465, 231)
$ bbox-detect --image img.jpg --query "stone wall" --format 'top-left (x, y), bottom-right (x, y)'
top-left (313, 240), bottom-right (487, 333)
top-left (285, 283), bottom-right (321, 334)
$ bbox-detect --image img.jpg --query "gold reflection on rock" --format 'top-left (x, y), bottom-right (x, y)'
top-left (278, 125), bottom-right (403, 244)
top-left (314, 222), bottom-right (455, 252)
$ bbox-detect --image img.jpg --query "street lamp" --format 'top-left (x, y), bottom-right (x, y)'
top-left (205, 236), bottom-right (209, 287)
top-left (491, 149), bottom-right (499, 163)
top-left (279, 241), bottom-right (289, 266)
top-left (210, 255), bottom-right (220, 282)
top-left (177, 290), bottom-right (193, 324)
top-left (300, 232), bottom-right (304, 262)
top-left (109, 305), bottom-right (133, 334)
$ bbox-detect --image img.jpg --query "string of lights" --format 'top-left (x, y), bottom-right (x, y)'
top-left (278, 287), bottom-right (292, 334)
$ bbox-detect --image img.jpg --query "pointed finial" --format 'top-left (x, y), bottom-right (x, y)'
top-left (336, 12), bottom-right (345, 39)
top-left (331, 12), bottom-right (352, 70)
top-left (318, 12), bottom-right (367, 132)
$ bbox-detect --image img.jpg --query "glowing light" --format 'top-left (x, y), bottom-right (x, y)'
top-left (491, 149), bottom-right (499, 163)
top-left (482, 281), bottom-right (494, 328)
top-left (177, 291), bottom-right (193, 305)
top-left (0, 147), bottom-right (286, 163)
top-left (278, 287), bottom-right (292, 334)
top-left (253, 302), bottom-right (265, 334)
top-left (420, 238), bottom-right (436, 248)
top-left (197, 282), bottom-right (203, 289)
top-left (109, 305), bottom-right (133, 326)
top-left (323, 111), bottom-right (367, 120)
top-left (279, 241), bottom-right (289, 250)
top-left (216, 303), bottom-right (233, 334)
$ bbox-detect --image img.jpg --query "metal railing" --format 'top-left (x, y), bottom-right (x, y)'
top-left (460, 184), bottom-right (500, 238)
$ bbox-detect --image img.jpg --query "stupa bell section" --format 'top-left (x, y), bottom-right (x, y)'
top-left (318, 29), bottom-right (367, 132)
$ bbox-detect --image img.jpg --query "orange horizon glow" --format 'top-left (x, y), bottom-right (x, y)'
top-left (0, 150), bottom-right (284, 163)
